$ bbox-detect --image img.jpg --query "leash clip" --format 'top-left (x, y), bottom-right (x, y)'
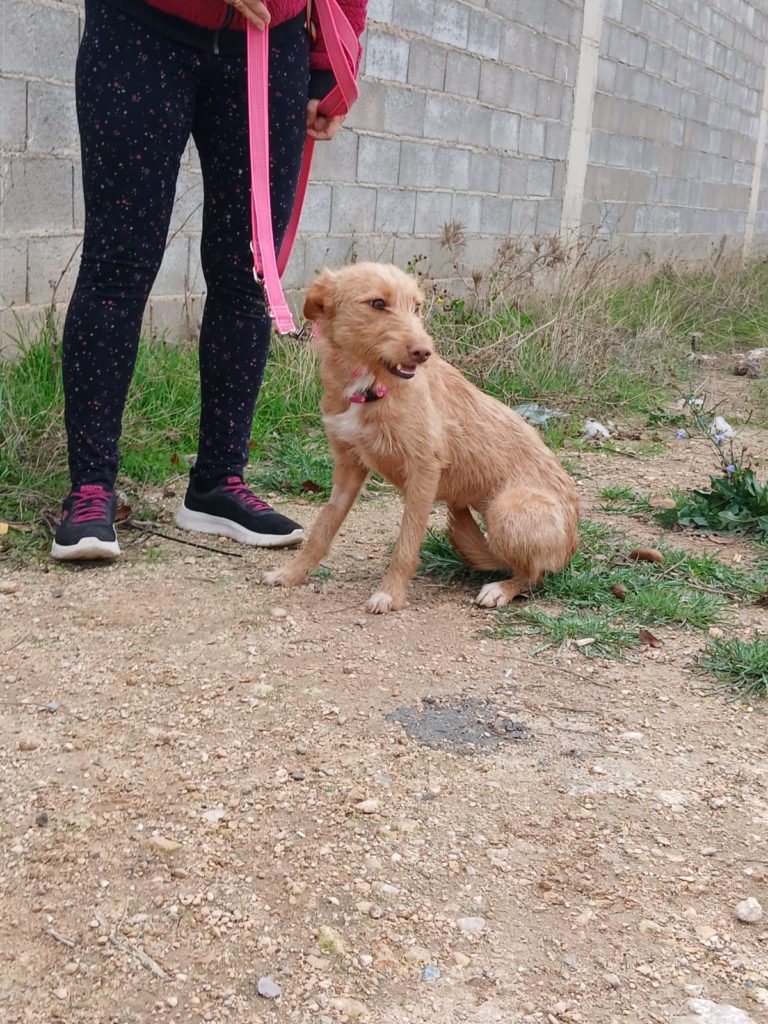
top-left (289, 320), bottom-right (313, 342)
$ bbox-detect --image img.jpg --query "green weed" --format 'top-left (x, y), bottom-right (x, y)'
top-left (702, 634), bottom-right (768, 701)
top-left (490, 607), bottom-right (637, 658)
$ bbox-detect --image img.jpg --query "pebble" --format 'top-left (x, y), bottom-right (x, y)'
top-left (354, 799), bottom-right (379, 814)
top-left (603, 972), bottom-right (621, 989)
top-left (0, 582), bottom-right (19, 595)
top-left (656, 789), bottom-right (693, 811)
top-left (291, 769), bottom-right (306, 781)
top-left (676, 997), bottom-right (757, 1023)
top-left (404, 945), bottom-right (431, 963)
top-left (35, 811), bottom-right (49, 827)
top-left (735, 897), bottom-right (763, 924)
top-left (54, 987), bottom-right (68, 1001)
top-left (329, 997), bottom-right (369, 1018)
top-left (149, 834), bottom-right (182, 853)
top-left (317, 925), bottom-right (345, 955)
top-left (456, 916), bottom-right (486, 934)
top-left (18, 738), bottom-right (39, 752)
top-left (421, 965), bottom-right (441, 982)
top-left (269, 607), bottom-right (288, 619)
top-left (257, 976), bottom-right (281, 999)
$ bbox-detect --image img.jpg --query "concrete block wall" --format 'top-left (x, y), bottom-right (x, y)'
top-left (584, 0), bottom-right (768, 262)
top-left (2, 0), bottom-right (768, 342)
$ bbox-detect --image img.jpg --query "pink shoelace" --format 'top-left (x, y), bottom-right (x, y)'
top-left (67, 484), bottom-right (112, 524)
top-left (221, 477), bottom-right (272, 513)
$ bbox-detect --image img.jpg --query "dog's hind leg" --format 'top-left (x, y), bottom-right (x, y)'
top-left (263, 451), bottom-right (368, 589)
top-left (368, 467), bottom-right (440, 614)
top-left (474, 485), bottom-right (578, 608)
top-left (447, 506), bottom-right (507, 571)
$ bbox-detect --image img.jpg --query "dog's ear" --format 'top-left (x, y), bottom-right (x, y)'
top-left (303, 271), bottom-right (335, 321)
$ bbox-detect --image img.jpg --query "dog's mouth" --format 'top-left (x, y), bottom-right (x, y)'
top-left (388, 363), bottom-right (418, 380)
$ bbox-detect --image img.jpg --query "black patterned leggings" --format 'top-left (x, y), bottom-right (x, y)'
top-left (63, 0), bottom-right (310, 489)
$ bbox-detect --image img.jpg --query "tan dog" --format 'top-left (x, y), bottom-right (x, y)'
top-left (263, 263), bottom-right (580, 613)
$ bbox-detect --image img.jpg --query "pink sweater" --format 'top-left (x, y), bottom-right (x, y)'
top-left (146, 0), bottom-right (367, 69)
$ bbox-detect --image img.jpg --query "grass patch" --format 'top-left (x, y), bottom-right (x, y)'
top-left (702, 635), bottom-right (768, 701)
top-left (416, 529), bottom-right (505, 585)
top-left (417, 518), bottom-right (765, 657)
top-left (623, 585), bottom-right (727, 630)
top-left (490, 607), bottom-right (637, 658)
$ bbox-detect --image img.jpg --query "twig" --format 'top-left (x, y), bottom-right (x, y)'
top-left (93, 910), bottom-right (170, 980)
top-left (1, 632), bottom-right (30, 656)
top-left (127, 521), bottom-right (243, 558)
top-left (503, 652), bottom-right (615, 688)
top-left (43, 924), bottom-right (76, 948)
top-left (599, 444), bottom-right (641, 460)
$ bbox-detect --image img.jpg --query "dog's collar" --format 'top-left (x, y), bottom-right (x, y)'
top-left (350, 384), bottom-right (388, 404)
top-left (315, 332), bottom-right (389, 404)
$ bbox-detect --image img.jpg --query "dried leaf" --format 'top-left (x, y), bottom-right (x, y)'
top-left (115, 503), bottom-right (132, 523)
top-left (170, 452), bottom-right (180, 466)
top-left (574, 637), bottom-right (595, 648)
top-left (300, 478), bottom-right (323, 494)
top-left (639, 628), bottom-right (662, 648)
top-left (0, 522), bottom-right (8, 536)
top-left (756, 591), bottom-right (768, 608)
top-left (611, 583), bottom-right (628, 601)
top-left (148, 834), bottom-right (182, 854)
top-left (648, 495), bottom-right (677, 510)
top-left (628, 547), bottom-right (664, 564)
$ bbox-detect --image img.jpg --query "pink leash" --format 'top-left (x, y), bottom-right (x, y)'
top-left (246, 1), bottom-right (361, 334)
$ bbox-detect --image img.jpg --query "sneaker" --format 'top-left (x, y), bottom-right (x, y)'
top-left (51, 484), bottom-right (121, 561)
top-left (175, 475), bottom-right (304, 548)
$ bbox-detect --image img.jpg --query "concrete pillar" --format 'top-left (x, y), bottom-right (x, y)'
top-left (743, 50), bottom-right (768, 259)
top-left (559, 0), bottom-right (606, 239)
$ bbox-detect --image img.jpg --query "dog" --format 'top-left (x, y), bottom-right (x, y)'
top-left (263, 263), bottom-right (580, 613)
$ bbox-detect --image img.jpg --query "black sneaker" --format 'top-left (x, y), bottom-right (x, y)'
top-left (51, 485), bottom-right (121, 561)
top-left (175, 476), bottom-right (304, 548)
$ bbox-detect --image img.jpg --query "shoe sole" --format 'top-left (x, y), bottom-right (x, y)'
top-left (51, 537), bottom-right (121, 561)
top-left (175, 505), bottom-right (304, 548)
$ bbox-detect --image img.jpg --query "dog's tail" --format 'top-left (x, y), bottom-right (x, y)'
top-left (447, 507), bottom-right (508, 571)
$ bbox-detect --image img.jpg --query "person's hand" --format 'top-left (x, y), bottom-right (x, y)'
top-left (306, 99), bottom-right (344, 141)
top-left (225, 0), bottom-right (270, 30)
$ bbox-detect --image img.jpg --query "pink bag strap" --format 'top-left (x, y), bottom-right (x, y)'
top-left (247, 0), bottom-right (361, 334)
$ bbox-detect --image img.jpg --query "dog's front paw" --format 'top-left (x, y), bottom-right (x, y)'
top-left (262, 567), bottom-right (303, 588)
top-left (365, 590), bottom-right (399, 614)
top-left (476, 582), bottom-right (510, 608)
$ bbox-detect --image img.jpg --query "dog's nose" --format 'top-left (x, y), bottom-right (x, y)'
top-left (409, 343), bottom-right (432, 363)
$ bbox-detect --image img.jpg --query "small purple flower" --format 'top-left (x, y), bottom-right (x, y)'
top-left (676, 429), bottom-right (687, 439)
top-left (726, 464), bottom-right (736, 474)
top-left (714, 433), bottom-right (725, 444)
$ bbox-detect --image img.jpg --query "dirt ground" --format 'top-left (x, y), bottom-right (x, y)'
top-left (1, 371), bottom-right (767, 1024)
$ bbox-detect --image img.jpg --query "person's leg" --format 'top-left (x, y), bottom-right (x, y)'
top-left (54, 0), bottom-right (199, 558)
top-left (174, 16), bottom-right (310, 547)
top-left (193, 17), bottom-right (310, 482)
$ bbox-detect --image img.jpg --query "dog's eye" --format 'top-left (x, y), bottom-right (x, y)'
top-left (369, 298), bottom-right (386, 311)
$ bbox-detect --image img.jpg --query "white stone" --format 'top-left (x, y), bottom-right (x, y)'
top-left (456, 916), bottom-right (486, 934)
top-left (735, 897), bottom-right (763, 924)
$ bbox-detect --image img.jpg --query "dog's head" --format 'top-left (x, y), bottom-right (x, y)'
top-left (303, 263), bottom-right (434, 382)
